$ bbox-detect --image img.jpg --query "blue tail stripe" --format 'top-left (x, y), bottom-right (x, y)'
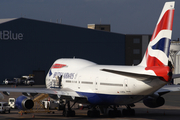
top-left (152, 38), bottom-right (171, 57)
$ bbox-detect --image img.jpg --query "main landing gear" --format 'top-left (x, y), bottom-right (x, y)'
top-left (87, 106), bottom-right (100, 117)
top-left (62, 102), bottom-right (135, 117)
top-left (63, 101), bottom-right (75, 117)
top-left (122, 105), bottom-right (135, 116)
top-left (108, 105), bottom-right (135, 117)
top-left (108, 105), bottom-right (121, 117)
top-left (87, 105), bottom-right (135, 118)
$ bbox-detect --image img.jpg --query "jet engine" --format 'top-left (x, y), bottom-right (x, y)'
top-left (143, 96), bottom-right (165, 108)
top-left (15, 95), bottom-right (34, 110)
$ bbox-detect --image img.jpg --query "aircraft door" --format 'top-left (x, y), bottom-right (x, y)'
top-left (124, 78), bottom-right (131, 94)
top-left (78, 76), bottom-right (81, 89)
top-left (95, 77), bottom-right (98, 91)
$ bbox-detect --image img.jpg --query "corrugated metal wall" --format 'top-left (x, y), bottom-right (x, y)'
top-left (174, 51), bottom-right (180, 84)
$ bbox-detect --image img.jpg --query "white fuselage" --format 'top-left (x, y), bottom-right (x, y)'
top-left (45, 58), bottom-right (167, 105)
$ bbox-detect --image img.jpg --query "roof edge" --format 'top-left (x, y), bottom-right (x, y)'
top-left (0, 18), bottom-right (18, 24)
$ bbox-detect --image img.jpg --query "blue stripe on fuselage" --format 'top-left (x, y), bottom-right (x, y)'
top-left (76, 91), bottom-right (145, 105)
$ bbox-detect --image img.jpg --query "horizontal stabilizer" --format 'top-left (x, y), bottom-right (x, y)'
top-left (172, 74), bottom-right (180, 79)
top-left (155, 85), bottom-right (180, 96)
top-left (101, 69), bottom-right (160, 81)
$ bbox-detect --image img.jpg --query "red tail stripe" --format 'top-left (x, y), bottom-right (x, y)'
top-left (151, 9), bottom-right (174, 41)
top-left (146, 55), bottom-right (164, 67)
top-left (145, 66), bottom-right (172, 82)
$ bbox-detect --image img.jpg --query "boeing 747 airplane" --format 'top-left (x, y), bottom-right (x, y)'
top-left (0, 1), bottom-right (179, 117)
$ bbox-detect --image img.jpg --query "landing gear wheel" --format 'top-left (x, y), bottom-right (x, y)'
top-left (108, 110), bottom-right (114, 117)
top-left (108, 110), bottom-right (121, 117)
top-left (63, 110), bottom-right (75, 117)
top-left (87, 110), bottom-right (100, 117)
top-left (87, 110), bottom-right (93, 117)
top-left (130, 109), bottom-right (135, 116)
top-left (122, 109), bottom-right (128, 116)
top-left (71, 110), bottom-right (75, 117)
top-left (116, 110), bottom-right (121, 117)
top-left (62, 100), bottom-right (77, 117)
top-left (122, 109), bottom-right (135, 116)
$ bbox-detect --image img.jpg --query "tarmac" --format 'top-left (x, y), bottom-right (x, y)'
top-left (0, 85), bottom-right (179, 120)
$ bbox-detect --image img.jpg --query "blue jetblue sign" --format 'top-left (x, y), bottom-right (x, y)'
top-left (0, 30), bottom-right (23, 40)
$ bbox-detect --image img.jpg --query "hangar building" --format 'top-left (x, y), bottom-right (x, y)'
top-left (0, 18), bottom-right (151, 84)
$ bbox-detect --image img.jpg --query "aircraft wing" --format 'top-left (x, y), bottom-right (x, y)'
top-left (0, 93), bottom-right (4, 100)
top-left (155, 85), bottom-right (180, 96)
top-left (0, 87), bottom-right (85, 100)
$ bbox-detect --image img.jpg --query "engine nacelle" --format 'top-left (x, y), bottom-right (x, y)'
top-left (143, 97), bottom-right (165, 108)
top-left (15, 96), bottom-right (34, 110)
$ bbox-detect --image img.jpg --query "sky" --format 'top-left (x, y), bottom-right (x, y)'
top-left (0, 0), bottom-right (179, 40)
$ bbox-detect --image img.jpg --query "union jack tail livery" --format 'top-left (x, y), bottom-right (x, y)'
top-left (140, 1), bottom-right (175, 67)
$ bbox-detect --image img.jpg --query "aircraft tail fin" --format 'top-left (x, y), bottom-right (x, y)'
top-left (139, 1), bottom-right (175, 67)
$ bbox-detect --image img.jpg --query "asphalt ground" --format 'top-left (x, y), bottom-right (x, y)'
top-left (0, 85), bottom-right (179, 120)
